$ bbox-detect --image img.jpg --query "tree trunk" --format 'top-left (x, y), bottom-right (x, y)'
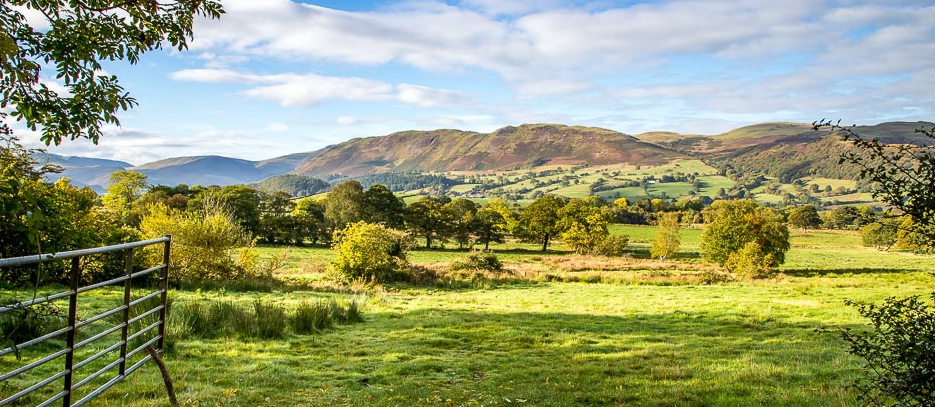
top-left (541, 234), bottom-right (550, 252)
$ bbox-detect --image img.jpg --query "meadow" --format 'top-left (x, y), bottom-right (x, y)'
top-left (3, 226), bottom-right (934, 407)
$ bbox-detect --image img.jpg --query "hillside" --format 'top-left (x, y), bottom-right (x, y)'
top-left (36, 154), bottom-right (132, 193)
top-left (703, 121), bottom-right (935, 181)
top-left (292, 124), bottom-right (686, 177)
top-left (131, 156), bottom-right (272, 186)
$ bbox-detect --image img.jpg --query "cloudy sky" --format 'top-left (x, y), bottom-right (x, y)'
top-left (14, 0), bottom-right (935, 164)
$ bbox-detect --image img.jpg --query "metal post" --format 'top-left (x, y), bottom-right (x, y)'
top-left (157, 235), bottom-right (171, 351)
top-left (62, 256), bottom-right (81, 407)
top-left (120, 248), bottom-right (133, 376)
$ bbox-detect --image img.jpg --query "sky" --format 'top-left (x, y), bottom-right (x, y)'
top-left (11, 0), bottom-right (935, 165)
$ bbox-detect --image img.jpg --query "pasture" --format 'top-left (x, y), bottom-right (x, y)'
top-left (3, 227), bottom-right (933, 406)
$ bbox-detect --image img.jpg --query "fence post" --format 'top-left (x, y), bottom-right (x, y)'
top-left (157, 235), bottom-right (171, 351)
top-left (120, 248), bottom-right (134, 376)
top-left (62, 256), bottom-right (81, 407)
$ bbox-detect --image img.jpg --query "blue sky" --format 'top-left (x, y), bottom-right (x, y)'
top-left (13, 0), bottom-right (935, 164)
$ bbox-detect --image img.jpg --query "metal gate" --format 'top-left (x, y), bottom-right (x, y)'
top-left (0, 236), bottom-right (172, 407)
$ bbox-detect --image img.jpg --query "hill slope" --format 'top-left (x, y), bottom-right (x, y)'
top-left (293, 124), bottom-right (687, 177)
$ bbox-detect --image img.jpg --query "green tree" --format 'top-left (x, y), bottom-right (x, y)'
top-left (895, 216), bottom-right (929, 253)
top-left (700, 199), bottom-right (790, 277)
top-left (404, 197), bottom-right (454, 248)
top-left (473, 206), bottom-right (507, 251)
top-left (293, 198), bottom-right (327, 245)
top-left (518, 195), bottom-right (566, 252)
top-left (323, 180), bottom-right (365, 232)
top-left (258, 191), bottom-right (297, 244)
top-left (100, 170), bottom-right (147, 226)
top-left (860, 220), bottom-right (898, 251)
top-left (558, 197), bottom-right (610, 254)
top-left (445, 198), bottom-right (479, 250)
top-left (816, 121), bottom-right (935, 407)
top-left (787, 205), bottom-right (822, 232)
top-left (331, 221), bottom-right (411, 283)
top-left (650, 212), bottom-right (681, 259)
top-left (362, 184), bottom-right (405, 229)
top-left (0, 0), bottom-right (223, 145)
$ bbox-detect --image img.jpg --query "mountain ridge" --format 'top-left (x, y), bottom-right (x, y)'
top-left (44, 121), bottom-right (934, 193)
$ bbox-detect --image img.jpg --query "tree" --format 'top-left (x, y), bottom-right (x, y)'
top-left (331, 221), bottom-right (411, 283)
top-left (293, 198), bottom-right (327, 245)
top-left (100, 170), bottom-right (147, 226)
top-left (258, 191), bottom-right (297, 244)
top-left (819, 120), bottom-right (935, 241)
top-left (362, 184), bottom-right (405, 229)
top-left (323, 180), bottom-right (365, 232)
top-left (860, 220), bottom-right (898, 251)
top-left (650, 212), bottom-right (681, 259)
top-left (700, 199), bottom-right (790, 277)
top-left (445, 198), bottom-right (478, 250)
top-left (404, 197), bottom-right (453, 248)
top-left (787, 205), bottom-right (822, 232)
top-left (472, 206), bottom-right (507, 251)
top-left (558, 197), bottom-right (611, 254)
top-left (518, 195), bottom-right (566, 252)
top-left (816, 121), bottom-right (935, 407)
top-left (0, 0), bottom-right (223, 145)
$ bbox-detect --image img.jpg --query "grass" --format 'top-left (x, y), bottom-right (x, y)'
top-left (3, 227), bottom-right (934, 406)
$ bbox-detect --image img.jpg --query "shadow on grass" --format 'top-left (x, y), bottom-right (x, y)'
top-left (782, 267), bottom-right (927, 276)
top-left (129, 306), bottom-right (862, 407)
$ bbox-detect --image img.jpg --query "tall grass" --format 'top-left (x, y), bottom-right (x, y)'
top-left (167, 297), bottom-right (364, 341)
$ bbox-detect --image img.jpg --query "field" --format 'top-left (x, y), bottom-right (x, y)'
top-left (3, 227), bottom-right (934, 407)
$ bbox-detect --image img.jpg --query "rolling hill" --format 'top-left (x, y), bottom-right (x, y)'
top-left (292, 124), bottom-right (687, 178)
top-left (38, 121), bottom-right (934, 201)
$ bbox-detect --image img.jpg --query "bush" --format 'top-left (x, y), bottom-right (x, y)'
top-left (331, 221), bottom-right (412, 283)
top-left (832, 294), bottom-right (935, 407)
top-left (592, 235), bottom-right (629, 257)
top-left (292, 300), bottom-right (334, 335)
top-left (0, 303), bottom-right (64, 349)
top-left (449, 252), bottom-right (503, 274)
top-left (139, 203), bottom-right (253, 286)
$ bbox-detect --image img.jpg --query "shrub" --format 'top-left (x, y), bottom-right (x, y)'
top-left (831, 294), bottom-right (935, 407)
top-left (331, 221), bottom-right (412, 283)
top-left (449, 252), bottom-right (503, 274)
top-left (139, 203), bottom-right (253, 286)
top-left (0, 303), bottom-right (64, 350)
top-left (592, 235), bottom-right (629, 257)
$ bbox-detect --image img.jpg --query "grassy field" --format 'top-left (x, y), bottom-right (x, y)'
top-left (3, 227), bottom-right (934, 407)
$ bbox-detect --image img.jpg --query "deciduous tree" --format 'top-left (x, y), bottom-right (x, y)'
top-left (650, 212), bottom-right (681, 259)
top-left (518, 195), bottom-right (566, 252)
top-left (0, 0), bottom-right (223, 145)
top-left (700, 199), bottom-right (789, 277)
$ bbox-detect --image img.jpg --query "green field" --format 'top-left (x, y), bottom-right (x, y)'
top-left (3, 228), bottom-right (934, 407)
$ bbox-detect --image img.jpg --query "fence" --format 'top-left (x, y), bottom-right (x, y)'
top-left (0, 236), bottom-right (173, 407)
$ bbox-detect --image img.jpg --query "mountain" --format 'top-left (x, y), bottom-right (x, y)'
top-left (36, 154), bottom-right (132, 193)
top-left (130, 155), bottom-right (274, 187)
top-left (698, 121), bottom-right (935, 181)
top-left (292, 124), bottom-right (687, 178)
top-left (38, 121), bottom-right (933, 198)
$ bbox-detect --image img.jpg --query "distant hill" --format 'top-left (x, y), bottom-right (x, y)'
top-left (39, 121), bottom-right (934, 200)
top-left (129, 155), bottom-right (272, 187)
top-left (35, 154), bottom-right (132, 193)
top-left (292, 124), bottom-right (686, 178)
top-left (251, 174), bottom-right (330, 197)
top-left (701, 121), bottom-right (935, 181)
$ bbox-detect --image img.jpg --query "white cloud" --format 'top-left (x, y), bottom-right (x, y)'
top-left (173, 68), bottom-right (467, 108)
